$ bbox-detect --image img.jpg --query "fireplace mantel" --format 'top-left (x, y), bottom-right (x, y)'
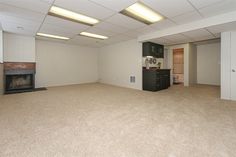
top-left (4, 62), bottom-right (35, 71)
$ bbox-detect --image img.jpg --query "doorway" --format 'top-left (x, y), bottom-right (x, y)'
top-left (173, 48), bottom-right (184, 84)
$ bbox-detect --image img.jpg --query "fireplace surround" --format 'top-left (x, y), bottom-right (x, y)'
top-left (4, 62), bottom-right (35, 94)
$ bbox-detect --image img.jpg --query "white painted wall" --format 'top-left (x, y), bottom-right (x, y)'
top-left (98, 39), bottom-right (142, 90)
top-left (3, 32), bottom-right (35, 62)
top-left (189, 43), bottom-right (197, 85)
top-left (197, 42), bottom-right (221, 86)
top-left (0, 30), bottom-right (3, 63)
top-left (35, 40), bottom-right (98, 88)
top-left (167, 44), bottom-right (190, 86)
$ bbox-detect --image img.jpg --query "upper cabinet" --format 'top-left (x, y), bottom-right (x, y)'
top-left (142, 42), bottom-right (164, 58)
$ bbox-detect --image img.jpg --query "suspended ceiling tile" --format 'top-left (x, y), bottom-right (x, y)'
top-left (84, 27), bottom-right (117, 37)
top-left (150, 37), bottom-right (173, 45)
top-left (105, 14), bottom-right (146, 30)
top-left (188, 0), bottom-right (225, 9)
top-left (2, 20), bottom-right (39, 36)
top-left (206, 21), bottom-right (236, 34)
top-left (39, 0), bottom-right (54, 4)
top-left (141, 0), bottom-right (195, 18)
top-left (39, 23), bottom-right (76, 38)
top-left (0, 3), bottom-right (45, 22)
top-left (164, 34), bottom-right (192, 43)
top-left (44, 16), bottom-right (90, 33)
top-left (199, 0), bottom-right (236, 17)
top-left (136, 26), bottom-right (156, 35)
top-left (0, 0), bottom-right (51, 14)
top-left (150, 19), bottom-right (176, 30)
top-left (89, 0), bottom-right (137, 12)
top-left (93, 22), bottom-right (129, 34)
top-left (54, 0), bottom-right (115, 20)
top-left (171, 11), bottom-right (203, 25)
top-left (182, 29), bottom-right (215, 39)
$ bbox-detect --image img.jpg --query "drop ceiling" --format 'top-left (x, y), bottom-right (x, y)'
top-left (0, 0), bottom-right (236, 47)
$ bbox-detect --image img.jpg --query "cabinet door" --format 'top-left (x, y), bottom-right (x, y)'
top-left (156, 45), bottom-right (164, 58)
top-left (143, 43), bottom-right (150, 56)
top-left (231, 32), bottom-right (236, 100)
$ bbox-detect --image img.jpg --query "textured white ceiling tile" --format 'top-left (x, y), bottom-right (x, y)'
top-left (164, 34), bottom-right (193, 43)
top-left (136, 26), bottom-right (155, 35)
top-left (141, 0), bottom-right (195, 18)
top-left (214, 33), bottom-right (221, 38)
top-left (0, 3), bottom-right (45, 22)
top-left (93, 22), bottom-right (128, 34)
top-left (99, 34), bottom-right (133, 45)
top-left (54, 0), bottom-right (115, 20)
top-left (191, 35), bottom-right (216, 42)
top-left (106, 14), bottom-right (146, 29)
top-left (188, 0), bottom-right (224, 9)
top-left (150, 37), bottom-right (173, 45)
top-left (39, 23), bottom-right (76, 38)
top-left (206, 21), bottom-right (236, 34)
top-left (199, 0), bottom-right (236, 17)
top-left (150, 19), bottom-right (176, 30)
top-left (0, 0), bottom-right (51, 14)
top-left (40, 0), bottom-right (54, 4)
top-left (68, 35), bottom-right (107, 47)
top-left (44, 16), bottom-right (90, 32)
top-left (1, 20), bottom-right (39, 36)
top-left (85, 27), bottom-right (117, 37)
top-left (182, 29), bottom-right (214, 39)
top-left (0, 13), bottom-right (41, 36)
top-left (122, 30), bottom-right (140, 38)
top-left (89, 0), bottom-right (137, 12)
top-left (0, 15), bottom-right (41, 28)
top-left (171, 11), bottom-right (203, 24)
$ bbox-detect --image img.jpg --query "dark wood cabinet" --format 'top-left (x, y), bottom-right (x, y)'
top-left (143, 42), bottom-right (164, 58)
top-left (143, 69), bottom-right (170, 91)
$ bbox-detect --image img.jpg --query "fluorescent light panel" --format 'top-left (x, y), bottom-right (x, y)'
top-left (49, 6), bottom-right (99, 26)
top-left (37, 33), bottom-right (70, 40)
top-left (121, 2), bottom-right (164, 25)
top-left (80, 32), bottom-right (108, 40)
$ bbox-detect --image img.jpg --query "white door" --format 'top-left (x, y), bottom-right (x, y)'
top-left (231, 32), bottom-right (236, 100)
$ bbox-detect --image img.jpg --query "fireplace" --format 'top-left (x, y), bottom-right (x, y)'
top-left (5, 73), bottom-right (35, 93)
top-left (4, 62), bottom-right (35, 94)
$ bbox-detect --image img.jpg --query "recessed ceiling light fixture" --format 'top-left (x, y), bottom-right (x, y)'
top-left (79, 32), bottom-right (108, 40)
top-left (36, 33), bottom-right (70, 40)
top-left (48, 6), bottom-right (99, 26)
top-left (120, 2), bottom-right (164, 25)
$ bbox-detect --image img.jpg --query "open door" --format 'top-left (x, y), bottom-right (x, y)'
top-left (231, 32), bottom-right (236, 100)
top-left (173, 48), bottom-right (184, 84)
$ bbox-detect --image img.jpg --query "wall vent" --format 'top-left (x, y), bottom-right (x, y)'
top-left (130, 76), bottom-right (135, 83)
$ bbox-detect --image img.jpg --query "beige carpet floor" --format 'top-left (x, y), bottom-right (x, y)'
top-left (0, 83), bottom-right (236, 157)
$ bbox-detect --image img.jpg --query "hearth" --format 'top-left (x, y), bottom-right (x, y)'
top-left (4, 62), bottom-right (35, 94)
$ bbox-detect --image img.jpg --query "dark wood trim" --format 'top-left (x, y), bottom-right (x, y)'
top-left (4, 62), bottom-right (36, 71)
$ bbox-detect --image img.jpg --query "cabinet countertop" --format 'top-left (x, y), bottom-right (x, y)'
top-left (143, 68), bottom-right (171, 71)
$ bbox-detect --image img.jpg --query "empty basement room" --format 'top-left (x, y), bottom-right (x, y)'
top-left (1, 0), bottom-right (236, 156)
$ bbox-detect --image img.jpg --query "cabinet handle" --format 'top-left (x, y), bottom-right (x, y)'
top-left (232, 69), bottom-right (236, 72)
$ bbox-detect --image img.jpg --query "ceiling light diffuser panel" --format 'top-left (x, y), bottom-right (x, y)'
top-left (37, 33), bottom-right (70, 40)
top-left (120, 2), bottom-right (164, 25)
top-left (79, 32), bottom-right (108, 40)
top-left (48, 6), bottom-right (99, 26)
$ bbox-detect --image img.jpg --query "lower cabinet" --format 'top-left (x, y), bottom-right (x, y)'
top-left (143, 69), bottom-right (170, 91)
